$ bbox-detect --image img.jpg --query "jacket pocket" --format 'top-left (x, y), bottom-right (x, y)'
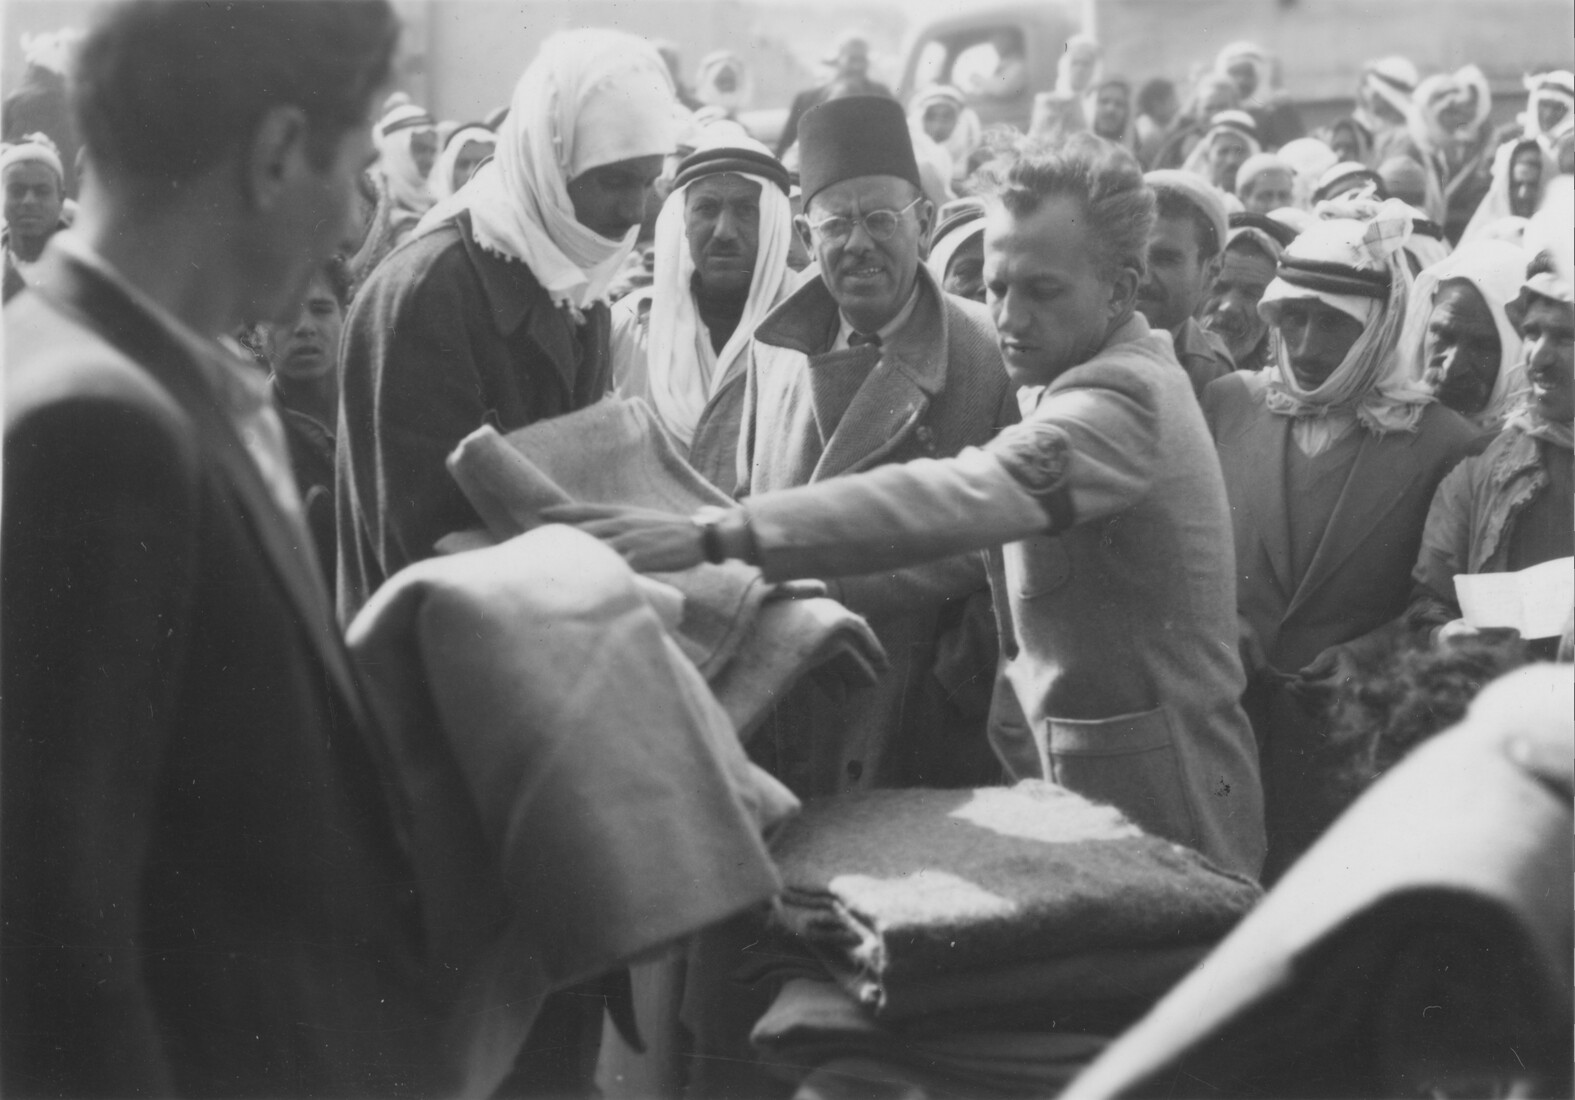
top-left (1006, 535), bottom-right (1072, 599)
top-left (1040, 706), bottom-right (1200, 849)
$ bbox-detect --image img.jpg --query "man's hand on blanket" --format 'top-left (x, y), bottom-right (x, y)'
top-left (541, 503), bottom-right (706, 573)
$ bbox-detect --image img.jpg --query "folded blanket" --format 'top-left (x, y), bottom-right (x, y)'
top-left (770, 781), bottom-right (1260, 1018)
top-left (347, 526), bottom-right (790, 1096)
top-left (447, 398), bottom-right (885, 736)
top-left (752, 978), bottom-right (1107, 1095)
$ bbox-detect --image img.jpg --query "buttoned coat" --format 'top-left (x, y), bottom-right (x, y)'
top-left (736, 267), bottom-right (1017, 793)
top-left (739, 314), bottom-right (1268, 876)
top-left (1202, 370), bottom-right (1476, 875)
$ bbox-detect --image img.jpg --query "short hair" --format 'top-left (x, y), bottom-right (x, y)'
top-left (1136, 78), bottom-right (1177, 117)
top-left (74, 1), bottom-right (399, 186)
top-left (983, 133), bottom-right (1154, 281)
top-left (1153, 187), bottom-right (1221, 260)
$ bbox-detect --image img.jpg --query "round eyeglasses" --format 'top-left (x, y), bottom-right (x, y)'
top-left (806, 196), bottom-right (924, 243)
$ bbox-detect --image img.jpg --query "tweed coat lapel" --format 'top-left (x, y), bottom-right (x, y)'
top-left (1283, 427), bottom-right (1429, 622)
top-left (811, 274), bottom-right (947, 480)
top-left (30, 250), bottom-right (372, 734)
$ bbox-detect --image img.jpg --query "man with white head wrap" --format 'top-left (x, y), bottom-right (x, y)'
top-left (371, 98), bottom-right (437, 240)
top-left (695, 50), bottom-right (754, 119)
top-left (1460, 137), bottom-right (1558, 246)
top-left (1214, 40), bottom-right (1305, 149)
top-left (426, 122), bottom-right (495, 202)
top-left (1350, 56), bottom-right (1420, 164)
top-left (338, 31), bottom-right (680, 1095)
top-left (1202, 211), bottom-right (1299, 371)
top-left (338, 29), bottom-right (678, 618)
top-left (1408, 250), bottom-right (1573, 652)
top-left (1394, 65), bottom-right (1495, 242)
top-left (1275, 137), bottom-right (1338, 209)
top-left (1, 132), bottom-right (67, 300)
top-left (611, 137), bottom-right (794, 494)
top-left (1235, 152), bottom-right (1296, 214)
top-left (925, 195), bottom-right (987, 301)
top-left (907, 84), bottom-right (982, 186)
top-left (1518, 70), bottom-right (1575, 152)
top-left (1182, 110), bottom-right (1262, 193)
top-left (1400, 239), bottom-right (1531, 436)
top-left (1201, 200), bottom-right (1478, 879)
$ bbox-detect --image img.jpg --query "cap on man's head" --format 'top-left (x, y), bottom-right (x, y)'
top-left (674, 142), bottom-right (790, 195)
top-left (0, 132), bottom-right (64, 182)
top-left (798, 95), bottom-right (920, 208)
top-left (1145, 169), bottom-right (1228, 256)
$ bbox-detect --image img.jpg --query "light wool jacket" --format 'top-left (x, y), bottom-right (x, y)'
top-left (739, 313), bottom-right (1267, 877)
top-left (734, 266), bottom-right (1018, 795)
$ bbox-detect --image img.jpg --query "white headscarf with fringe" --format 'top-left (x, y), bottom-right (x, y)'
top-left (1257, 199), bottom-right (1433, 455)
top-left (417, 29), bottom-right (679, 316)
top-left (374, 103), bottom-right (437, 219)
top-left (427, 124), bottom-right (496, 203)
top-left (639, 136), bottom-right (794, 448)
top-left (907, 85), bottom-right (983, 184)
top-left (1401, 239), bottom-right (1531, 433)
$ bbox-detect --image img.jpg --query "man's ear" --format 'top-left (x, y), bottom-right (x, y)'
top-left (1108, 264), bottom-right (1141, 320)
top-left (244, 104), bottom-right (310, 211)
top-left (793, 214), bottom-right (815, 255)
top-left (916, 197), bottom-right (937, 256)
top-left (1202, 248), bottom-right (1225, 293)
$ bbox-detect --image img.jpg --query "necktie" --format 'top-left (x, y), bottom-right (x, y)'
top-left (848, 331), bottom-right (882, 349)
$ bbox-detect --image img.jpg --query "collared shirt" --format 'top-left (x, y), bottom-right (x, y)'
top-left (832, 284), bottom-right (922, 351)
top-left (50, 233), bottom-right (307, 531)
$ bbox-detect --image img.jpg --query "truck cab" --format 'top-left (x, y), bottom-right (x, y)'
top-left (897, 2), bottom-right (1080, 132)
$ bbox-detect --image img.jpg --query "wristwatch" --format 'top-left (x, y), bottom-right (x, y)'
top-left (692, 506), bottom-right (729, 564)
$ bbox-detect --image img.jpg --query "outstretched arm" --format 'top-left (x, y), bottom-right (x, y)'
top-left (548, 379), bottom-right (1159, 580)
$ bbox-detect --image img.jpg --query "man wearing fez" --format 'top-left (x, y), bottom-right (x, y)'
top-left (731, 95), bottom-right (1016, 797)
top-left (555, 134), bottom-right (1267, 879)
top-left (612, 135), bottom-right (795, 495)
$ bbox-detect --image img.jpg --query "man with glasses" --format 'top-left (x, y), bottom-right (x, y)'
top-left (734, 94), bottom-right (1016, 801)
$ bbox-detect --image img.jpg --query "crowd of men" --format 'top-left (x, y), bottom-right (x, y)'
top-left (2, 1), bottom-right (1571, 1096)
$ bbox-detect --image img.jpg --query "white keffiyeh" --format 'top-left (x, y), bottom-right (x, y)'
top-left (417, 29), bottom-right (678, 314)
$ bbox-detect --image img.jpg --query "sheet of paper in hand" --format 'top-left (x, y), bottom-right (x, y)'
top-left (1454, 556), bottom-right (1574, 638)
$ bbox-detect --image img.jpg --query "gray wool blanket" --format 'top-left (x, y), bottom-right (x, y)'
top-left (769, 781), bottom-right (1261, 1018)
top-left (445, 398), bottom-right (885, 738)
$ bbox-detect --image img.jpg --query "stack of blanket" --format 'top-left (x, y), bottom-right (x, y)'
top-left (751, 781), bottom-right (1262, 1096)
top-left (446, 398), bottom-right (885, 737)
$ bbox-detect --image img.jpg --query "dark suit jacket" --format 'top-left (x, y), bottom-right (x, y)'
top-left (1, 249), bottom-right (441, 1097)
top-left (1202, 370), bottom-right (1476, 876)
